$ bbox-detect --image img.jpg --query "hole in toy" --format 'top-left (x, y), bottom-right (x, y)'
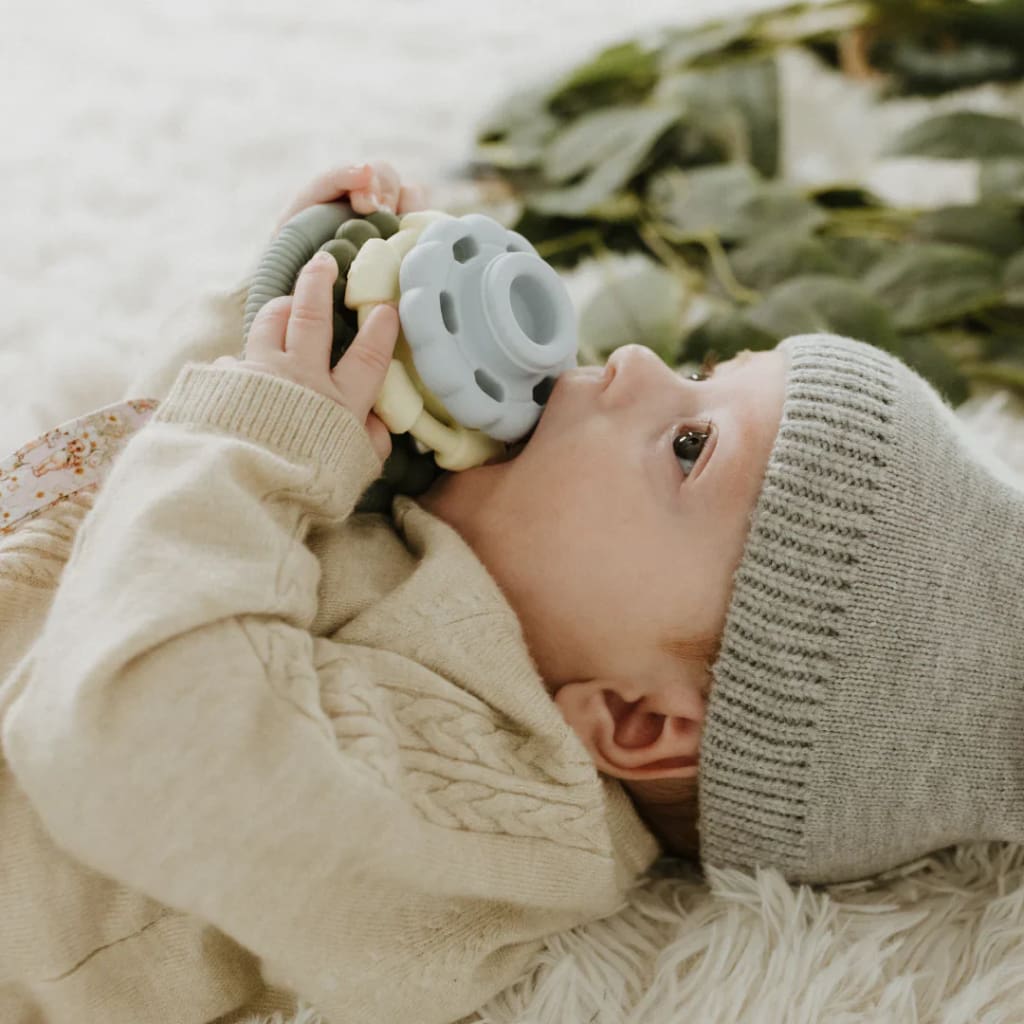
top-left (439, 291), bottom-right (458, 334)
top-left (532, 376), bottom-right (556, 405)
top-left (452, 236), bottom-right (479, 263)
top-left (474, 368), bottom-right (505, 402)
top-left (506, 242), bottom-right (526, 252)
top-left (510, 275), bottom-right (556, 346)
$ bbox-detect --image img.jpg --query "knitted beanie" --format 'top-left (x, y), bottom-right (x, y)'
top-left (697, 332), bottom-right (1024, 886)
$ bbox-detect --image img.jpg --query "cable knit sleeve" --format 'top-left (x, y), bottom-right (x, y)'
top-left (0, 362), bottom-right (478, 1018)
top-left (0, 360), bottom-right (644, 1024)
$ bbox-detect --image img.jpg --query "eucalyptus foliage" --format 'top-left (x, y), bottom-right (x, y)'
top-left (469, 0), bottom-right (1024, 405)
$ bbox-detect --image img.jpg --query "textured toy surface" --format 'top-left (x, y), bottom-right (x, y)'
top-left (243, 201), bottom-right (578, 508)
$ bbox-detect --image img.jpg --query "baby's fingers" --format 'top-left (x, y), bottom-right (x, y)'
top-left (245, 295), bottom-right (294, 358)
top-left (272, 164), bottom-right (375, 235)
top-left (397, 182), bottom-right (428, 214)
top-left (285, 253), bottom-right (338, 367)
top-left (348, 160), bottom-right (402, 216)
top-left (331, 304), bottom-right (400, 424)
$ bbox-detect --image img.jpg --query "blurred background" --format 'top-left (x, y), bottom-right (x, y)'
top-left (4, 0), bottom-right (1024, 471)
top-left (0, 0), bottom-right (785, 447)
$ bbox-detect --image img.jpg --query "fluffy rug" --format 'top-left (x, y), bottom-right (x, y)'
top-left (6, 1), bottom-right (1024, 1021)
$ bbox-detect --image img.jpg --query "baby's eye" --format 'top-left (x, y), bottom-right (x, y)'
top-left (673, 429), bottom-right (710, 477)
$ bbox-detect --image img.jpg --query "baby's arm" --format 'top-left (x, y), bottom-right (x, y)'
top-left (2, 361), bottom-right (564, 1024)
top-left (1, 317), bottom-right (555, 1024)
top-left (0, 357), bottom-right (373, 950)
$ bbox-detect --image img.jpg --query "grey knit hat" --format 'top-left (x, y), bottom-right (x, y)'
top-left (698, 332), bottom-right (1024, 886)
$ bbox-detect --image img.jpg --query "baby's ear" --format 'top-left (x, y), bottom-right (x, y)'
top-left (553, 676), bottom-right (704, 782)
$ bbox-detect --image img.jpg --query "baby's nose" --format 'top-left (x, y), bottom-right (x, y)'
top-left (605, 343), bottom-right (672, 392)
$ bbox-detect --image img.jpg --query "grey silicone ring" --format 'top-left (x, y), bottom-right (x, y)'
top-left (242, 200), bottom-right (358, 354)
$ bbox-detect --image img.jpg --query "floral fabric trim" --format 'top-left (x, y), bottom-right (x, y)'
top-left (0, 399), bottom-right (159, 535)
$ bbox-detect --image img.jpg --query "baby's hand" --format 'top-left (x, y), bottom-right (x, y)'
top-left (211, 160), bottom-right (428, 461)
top-left (213, 258), bottom-right (400, 464)
top-left (270, 160), bottom-right (428, 237)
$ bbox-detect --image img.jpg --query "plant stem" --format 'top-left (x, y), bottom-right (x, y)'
top-left (695, 231), bottom-right (761, 305)
top-left (645, 219), bottom-right (760, 304)
top-left (636, 221), bottom-right (708, 336)
top-left (534, 229), bottom-right (604, 260)
top-left (637, 222), bottom-right (702, 289)
top-left (821, 207), bottom-right (918, 240)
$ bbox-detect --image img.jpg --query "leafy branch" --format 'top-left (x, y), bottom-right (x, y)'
top-left (467, 0), bottom-right (1024, 406)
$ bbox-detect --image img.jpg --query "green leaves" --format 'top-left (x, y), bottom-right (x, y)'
top-left (470, 2), bottom-right (1024, 405)
top-left (654, 56), bottom-right (780, 176)
top-left (648, 165), bottom-right (826, 242)
top-left (683, 310), bottom-right (778, 362)
top-left (659, 20), bottom-right (753, 70)
top-left (529, 104), bottom-right (679, 218)
top-left (883, 40), bottom-right (1021, 95)
top-left (1004, 249), bottom-right (1024, 306)
top-left (683, 275), bottom-right (900, 364)
top-left (885, 111), bottom-right (1024, 160)
top-left (731, 229), bottom-right (845, 290)
top-left (862, 243), bottom-right (1004, 330)
top-left (909, 202), bottom-right (1024, 258)
top-left (747, 275), bottom-right (900, 347)
top-left (577, 259), bottom-right (689, 364)
top-left (547, 41), bottom-right (660, 118)
top-left (647, 164), bottom-right (757, 238)
top-left (473, 81), bottom-right (561, 171)
top-left (980, 159), bottom-right (1024, 203)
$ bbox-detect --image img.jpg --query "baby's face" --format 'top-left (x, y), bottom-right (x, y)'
top-left (418, 344), bottom-right (788, 707)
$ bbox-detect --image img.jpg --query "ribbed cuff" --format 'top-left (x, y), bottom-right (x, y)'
top-left (698, 333), bottom-right (897, 880)
top-left (152, 362), bottom-right (383, 485)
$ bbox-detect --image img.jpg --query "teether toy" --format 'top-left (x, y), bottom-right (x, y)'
top-left (243, 201), bottom-right (578, 506)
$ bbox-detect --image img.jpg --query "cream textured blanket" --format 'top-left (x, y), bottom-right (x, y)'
top-left (5, 1), bottom-right (1024, 1020)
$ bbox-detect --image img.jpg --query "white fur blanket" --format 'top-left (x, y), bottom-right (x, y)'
top-left (6, 1), bottom-right (1024, 1021)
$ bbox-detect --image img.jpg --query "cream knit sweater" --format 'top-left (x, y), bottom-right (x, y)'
top-left (0, 284), bottom-right (661, 1024)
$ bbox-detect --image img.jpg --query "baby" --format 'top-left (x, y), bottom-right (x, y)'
top-left (1, 158), bottom-right (1022, 1024)
top-left (418, 336), bottom-right (787, 861)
